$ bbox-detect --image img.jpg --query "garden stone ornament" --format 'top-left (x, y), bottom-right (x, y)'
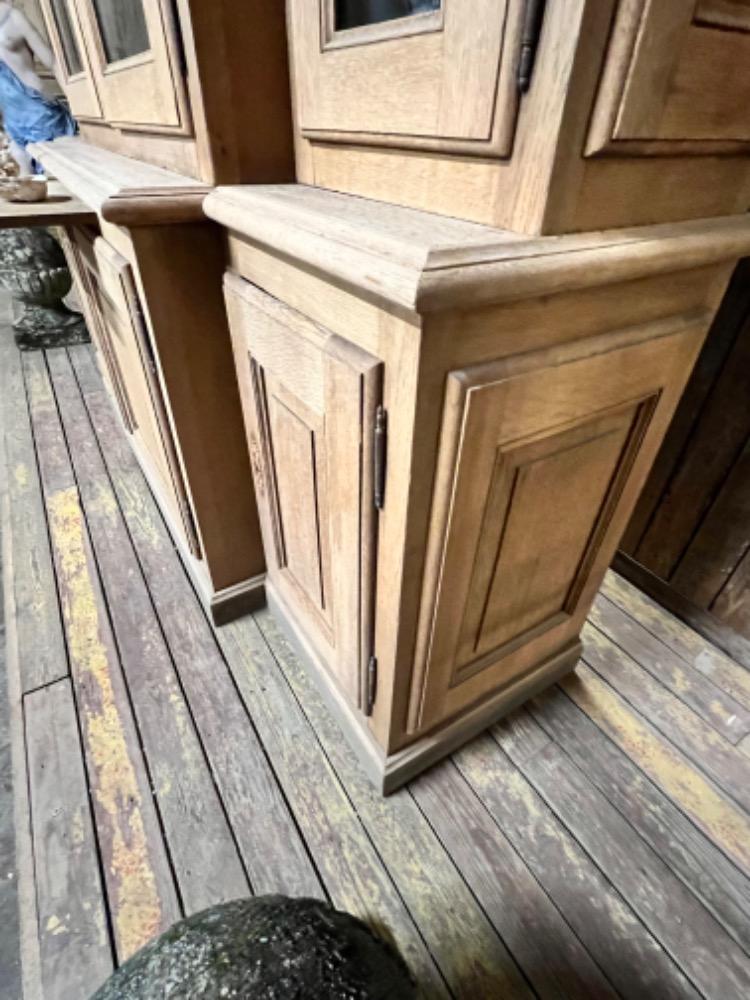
top-left (91, 896), bottom-right (417, 1000)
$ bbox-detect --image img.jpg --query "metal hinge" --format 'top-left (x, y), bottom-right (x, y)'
top-left (365, 656), bottom-right (378, 716)
top-left (373, 405), bottom-right (387, 510)
top-left (517, 0), bottom-right (547, 93)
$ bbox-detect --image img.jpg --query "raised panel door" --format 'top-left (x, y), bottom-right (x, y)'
top-left (90, 238), bottom-right (200, 556)
top-left (225, 276), bottom-right (382, 709)
top-left (412, 316), bottom-right (708, 731)
top-left (589, 0), bottom-right (750, 153)
top-left (73, 0), bottom-right (190, 132)
top-left (289, 0), bottom-right (522, 155)
top-left (40, 0), bottom-right (102, 119)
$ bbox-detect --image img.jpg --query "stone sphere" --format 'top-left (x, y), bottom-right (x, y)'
top-left (91, 896), bottom-right (417, 1000)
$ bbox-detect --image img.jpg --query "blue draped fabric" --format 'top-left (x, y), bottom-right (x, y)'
top-left (0, 61), bottom-right (76, 172)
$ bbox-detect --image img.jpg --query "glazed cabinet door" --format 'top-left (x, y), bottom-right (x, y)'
top-left (225, 275), bottom-right (382, 709)
top-left (71, 0), bottom-right (190, 132)
top-left (83, 237), bottom-right (200, 555)
top-left (589, 0), bottom-right (750, 153)
top-left (39, 0), bottom-right (102, 119)
top-left (289, 0), bottom-right (523, 154)
top-left (412, 315), bottom-right (708, 731)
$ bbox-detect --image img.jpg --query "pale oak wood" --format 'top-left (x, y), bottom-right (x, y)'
top-left (216, 187), bottom-right (747, 785)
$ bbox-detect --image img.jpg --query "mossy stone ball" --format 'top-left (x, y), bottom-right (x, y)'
top-left (91, 895), bottom-right (416, 999)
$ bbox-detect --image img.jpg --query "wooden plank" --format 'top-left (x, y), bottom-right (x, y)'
top-left (635, 312), bottom-right (750, 578)
top-left (495, 715), bottom-right (750, 999)
top-left (251, 607), bottom-right (534, 999)
top-left (218, 613), bottom-right (451, 999)
top-left (452, 733), bottom-right (700, 1000)
top-left (602, 570), bottom-right (750, 711)
top-left (583, 621), bottom-right (750, 813)
top-left (529, 685), bottom-right (750, 954)
top-left (46, 347), bottom-right (250, 914)
top-left (589, 594), bottom-right (750, 742)
top-left (621, 259), bottom-right (750, 552)
top-left (0, 326), bottom-right (67, 693)
top-left (713, 544), bottom-right (750, 634)
top-left (616, 551), bottom-right (750, 669)
top-left (562, 664), bottom-right (750, 876)
top-left (23, 351), bottom-right (180, 961)
top-left (25, 679), bottom-right (113, 1000)
top-left (68, 346), bottom-right (323, 902)
top-left (670, 440), bottom-right (750, 609)
top-left (410, 760), bottom-right (621, 1000)
top-left (0, 427), bottom-right (42, 1000)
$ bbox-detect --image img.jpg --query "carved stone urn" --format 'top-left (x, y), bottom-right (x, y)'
top-left (91, 896), bottom-right (417, 999)
top-left (0, 225), bottom-right (89, 350)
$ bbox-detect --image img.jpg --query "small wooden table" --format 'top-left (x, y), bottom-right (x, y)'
top-left (0, 179), bottom-right (96, 229)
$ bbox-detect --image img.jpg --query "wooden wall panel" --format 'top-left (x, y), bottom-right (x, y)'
top-left (620, 259), bottom-right (750, 652)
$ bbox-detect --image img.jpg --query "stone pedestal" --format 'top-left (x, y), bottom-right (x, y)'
top-left (0, 226), bottom-right (88, 351)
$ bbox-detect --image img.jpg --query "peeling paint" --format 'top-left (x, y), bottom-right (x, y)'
top-left (47, 486), bottom-right (164, 959)
top-left (13, 461), bottom-right (29, 489)
top-left (564, 667), bottom-right (750, 873)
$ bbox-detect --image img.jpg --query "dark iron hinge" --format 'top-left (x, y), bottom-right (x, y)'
top-left (517, 0), bottom-right (547, 93)
top-left (365, 656), bottom-right (378, 717)
top-left (373, 405), bottom-right (387, 510)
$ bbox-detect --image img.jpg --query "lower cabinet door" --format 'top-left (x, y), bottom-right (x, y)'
top-left (85, 237), bottom-right (200, 556)
top-left (225, 275), bottom-right (383, 709)
top-left (413, 315), bottom-right (707, 730)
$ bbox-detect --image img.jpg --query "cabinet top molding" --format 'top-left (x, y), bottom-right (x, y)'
top-left (205, 185), bottom-right (750, 316)
top-left (29, 138), bottom-right (210, 227)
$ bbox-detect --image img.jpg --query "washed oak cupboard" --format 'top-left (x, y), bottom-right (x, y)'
top-left (28, 0), bottom-right (298, 620)
top-left (206, 185), bottom-right (750, 790)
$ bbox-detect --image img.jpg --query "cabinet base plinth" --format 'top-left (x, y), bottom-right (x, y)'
top-left (266, 584), bottom-right (581, 794)
top-left (208, 575), bottom-right (266, 626)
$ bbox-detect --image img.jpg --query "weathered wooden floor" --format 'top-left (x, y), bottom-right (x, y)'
top-left (2, 330), bottom-right (750, 1000)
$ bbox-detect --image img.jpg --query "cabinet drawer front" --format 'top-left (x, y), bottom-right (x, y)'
top-left (590, 0), bottom-right (750, 153)
top-left (413, 316), bottom-right (708, 731)
top-left (225, 276), bottom-right (382, 708)
top-left (290, 0), bottom-right (521, 155)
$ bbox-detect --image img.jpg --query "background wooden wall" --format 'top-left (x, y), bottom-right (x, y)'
top-left (618, 259), bottom-right (750, 666)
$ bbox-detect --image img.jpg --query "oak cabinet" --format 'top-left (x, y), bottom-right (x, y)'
top-left (289, 0), bottom-right (750, 234)
top-left (207, 184), bottom-right (750, 791)
top-left (43, 142), bottom-right (268, 624)
top-left (40, 0), bottom-right (293, 183)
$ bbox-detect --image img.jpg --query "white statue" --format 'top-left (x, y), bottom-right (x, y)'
top-left (0, 2), bottom-right (73, 175)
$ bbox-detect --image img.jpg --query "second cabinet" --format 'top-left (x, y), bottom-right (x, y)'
top-left (207, 185), bottom-right (750, 790)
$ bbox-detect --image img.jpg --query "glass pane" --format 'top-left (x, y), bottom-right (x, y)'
top-left (335, 0), bottom-right (440, 31)
top-left (50, 0), bottom-right (83, 76)
top-left (91, 0), bottom-right (150, 64)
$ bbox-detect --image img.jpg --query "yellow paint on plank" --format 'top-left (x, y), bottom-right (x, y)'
top-left (13, 462), bottom-right (29, 489)
top-left (603, 572), bottom-right (750, 710)
top-left (47, 486), bottom-right (163, 959)
top-left (563, 665), bottom-right (750, 874)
